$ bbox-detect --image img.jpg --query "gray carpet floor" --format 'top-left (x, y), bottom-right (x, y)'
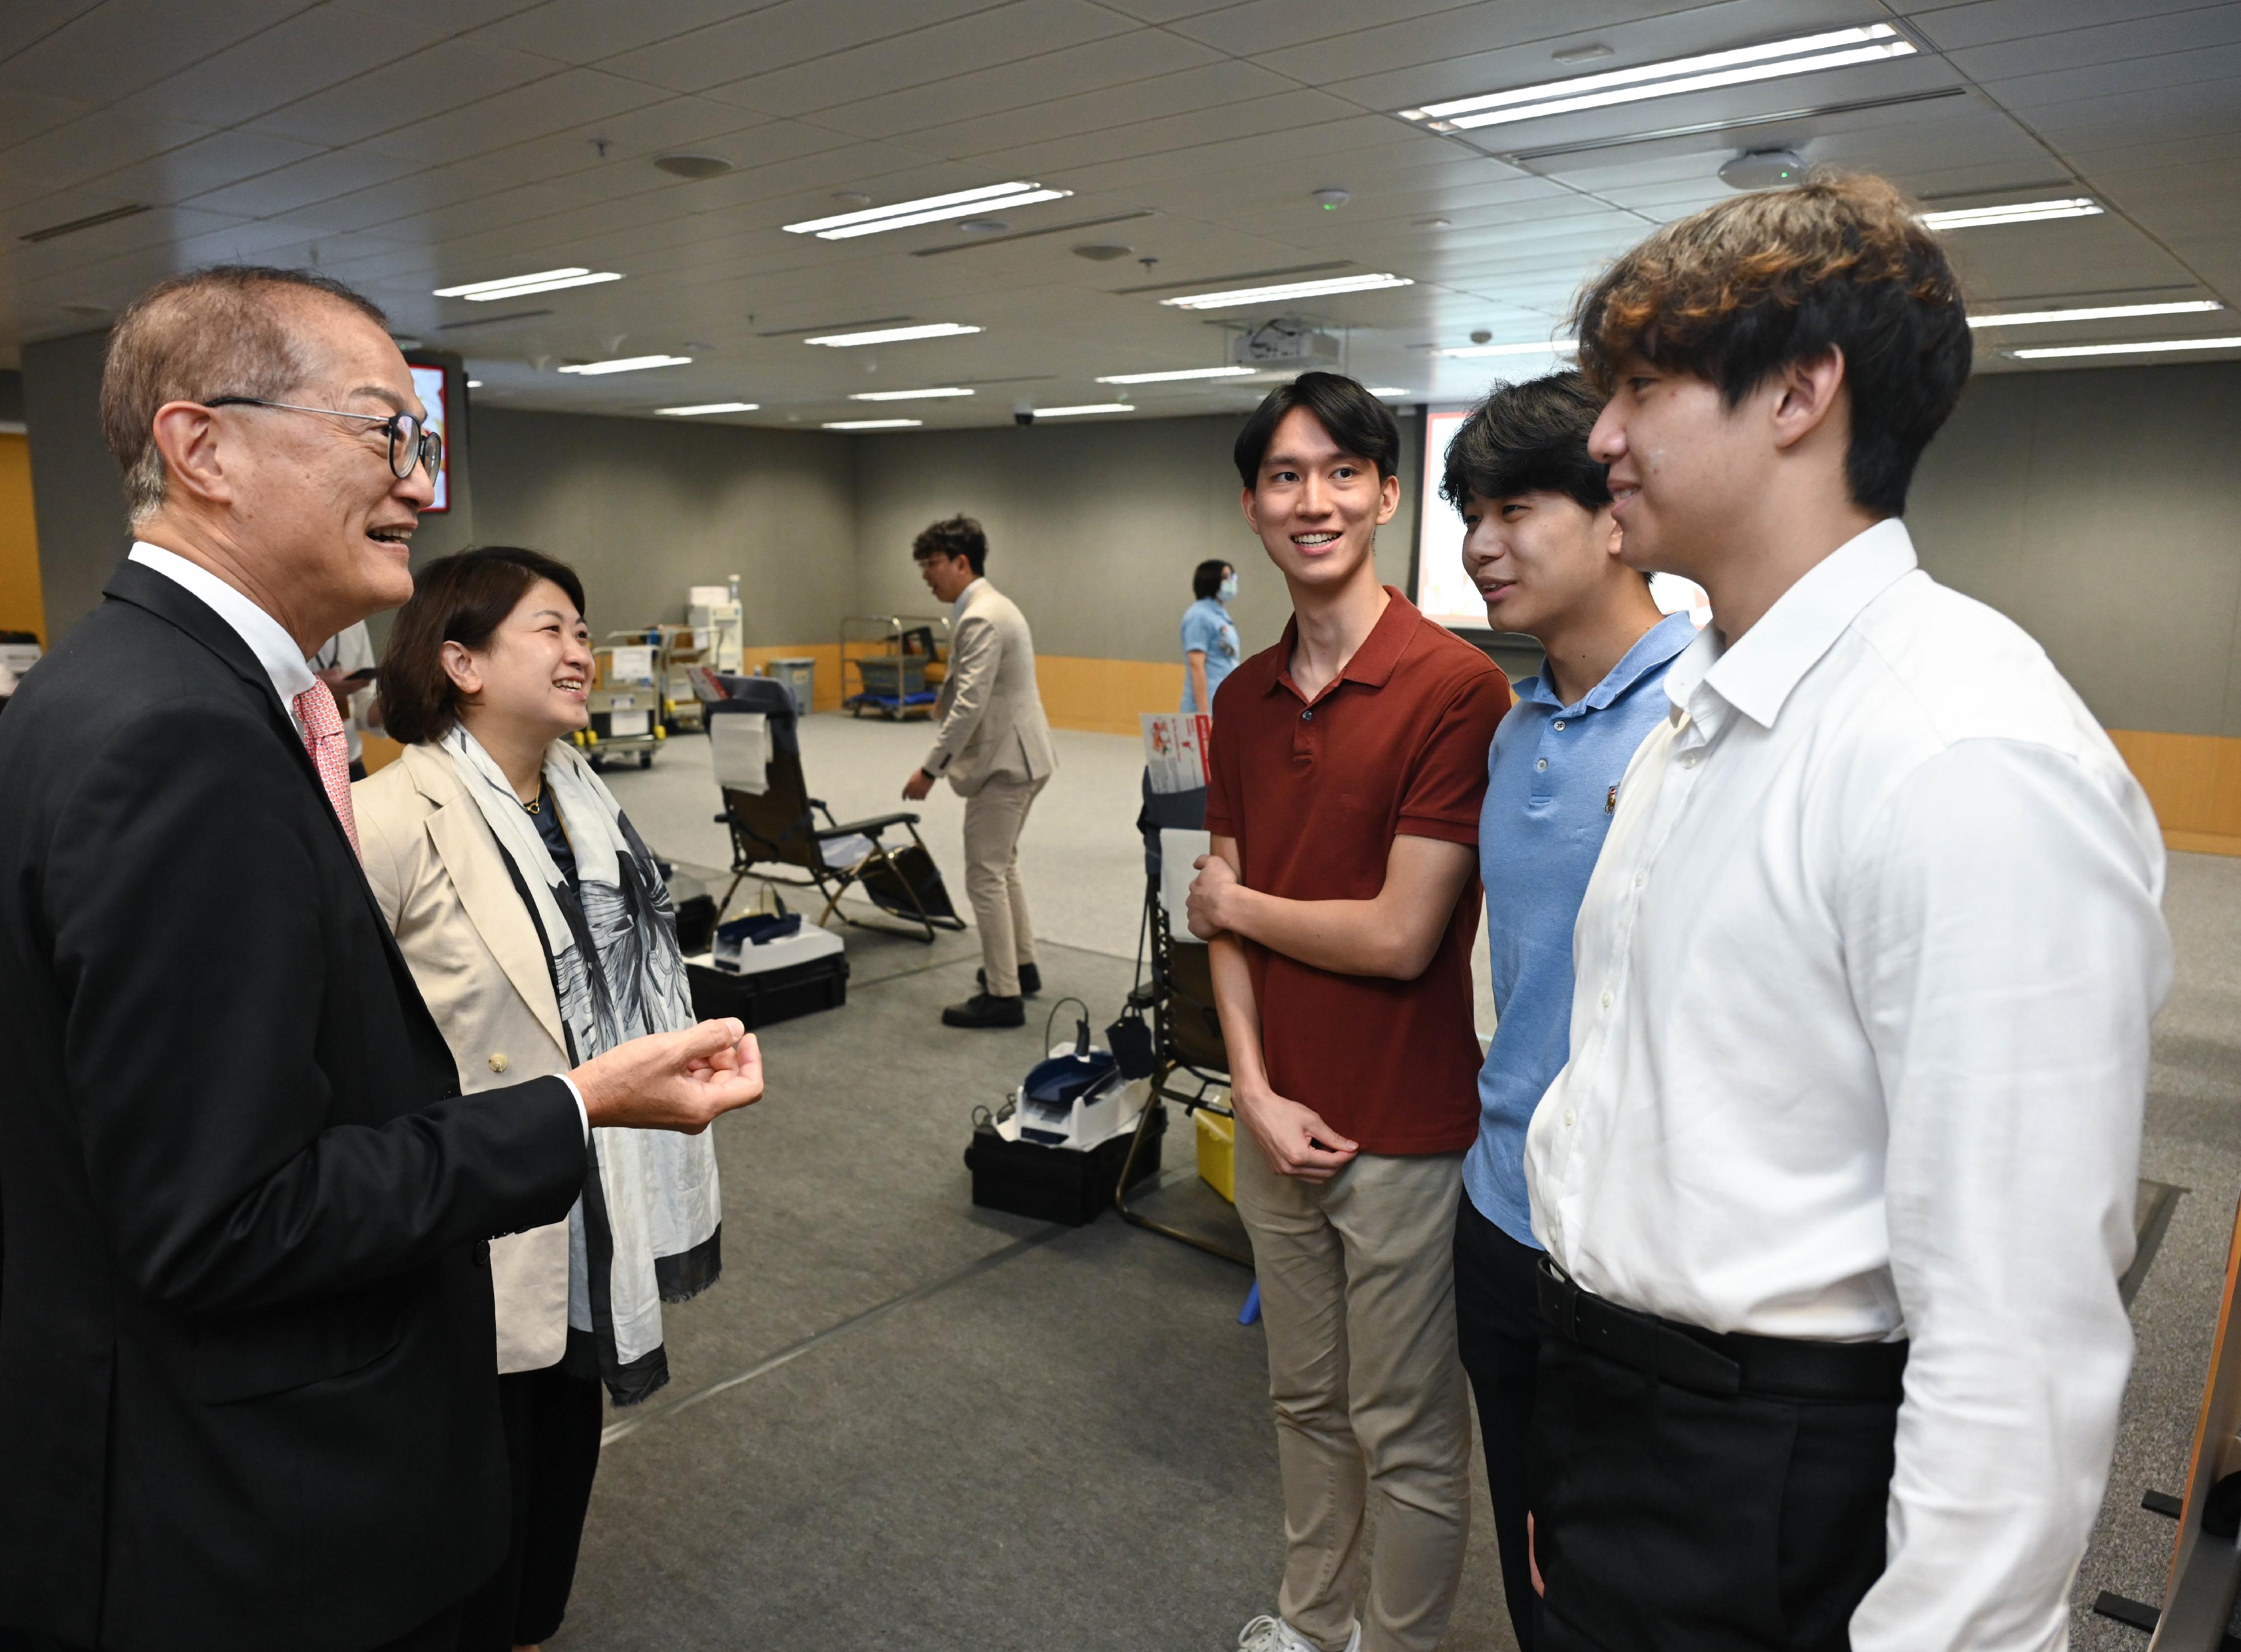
top-left (582, 718), bottom-right (2241, 1652)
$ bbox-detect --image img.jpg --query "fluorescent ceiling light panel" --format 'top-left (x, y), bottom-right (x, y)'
top-left (1918, 198), bottom-right (2101, 230)
top-left (433, 267), bottom-right (623, 301)
top-left (557, 355), bottom-right (691, 375)
top-left (1433, 338), bottom-right (1578, 359)
top-left (785, 182), bottom-right (1071, 240)
top-left (2007, 336), bottom-right (2241, 360)
top-left (1400, 24), bottom-right (1914, 132)
top-left (657, 401), bottom-right (760, 415)
top-left (1367, 387), bottom-right (1413, 397)
top-left (804, 323), bottom-right (982, 347)
top-left (848, 387), bottom-right (974, 401)
top-left (1034, 403), bottom-right (1133, 417)
top-left (1161, 273), bottom-right (1414, 311)
top-left (1968, 300), bottom-right (2221, 330)
top-left (824, 418), bottom-right (923, 429)
top-left (1095, 366), bottom-right (1258, 384)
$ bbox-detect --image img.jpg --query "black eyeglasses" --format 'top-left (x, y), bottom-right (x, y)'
top-left (203, 397), bottom-right (443, 481)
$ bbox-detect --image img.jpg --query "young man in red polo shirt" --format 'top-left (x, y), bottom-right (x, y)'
top-left (1187, 373), bottom-right (1511, 1652)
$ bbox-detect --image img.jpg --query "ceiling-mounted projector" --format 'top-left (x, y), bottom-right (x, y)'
top-left (1719, 148), bottom-right (1807, 190)
top-left (1233, 318), bottom-right (1342, 368)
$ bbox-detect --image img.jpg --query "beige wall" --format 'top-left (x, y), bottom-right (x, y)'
top-left (849, 409), bottom-right (1425, 674)
top-left (470, 407), bottom-right (857, 657)
top-left (1903, 360), bottom-right (2241, 739)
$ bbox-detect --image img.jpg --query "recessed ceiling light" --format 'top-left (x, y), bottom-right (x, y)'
top-left (803, 323), bottom-right (982, 347)
top-left (1397, 24), bottom-right (1915, 132)
top-left (434, 267), bottom-right (624, 301)
top-left (1161, 273), bottom-right (1414, 311)
top-left (1432, 337), bottom-right (1578, 359)
top-left (784, 182), bottom-right (1073, 240)
top-left (657, 401), bottom-right (759, 415)
top-left (1919, 198), bottom-right (2103, 230)
top-left (2006, 336), bottom-right (2241, 360)
top-left (557, 354), bottom-right (691, 375)
top-left (1034, 404), bottom-right (1134, 417)
top-left (654, 153), bottom-right (734, 180)
top-left (958, 218), bottom-right (1008, 234)
top-left (824, 418), bottom-right (923, 429)
top-left (1367, 387), bottom-right (1413, 397)
top-left (1552, 43), bottom-right (1615, 64)
top-left (1968, 300), bottom-right (2221, 329)
top-left (849, 387), bottom-right (975, 401)
top-left (1096, 366), bottom-right (1259, 384)
top-left (466, 379), bottom-right (483, 388)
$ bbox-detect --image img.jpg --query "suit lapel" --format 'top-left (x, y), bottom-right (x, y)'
top-left (412, 758), bottom-right (569, 1053)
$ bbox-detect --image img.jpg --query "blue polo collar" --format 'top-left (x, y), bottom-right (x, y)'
top-left (1512, 609), bottom-right (1698, 714)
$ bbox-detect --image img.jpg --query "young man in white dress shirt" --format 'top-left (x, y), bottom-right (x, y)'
top-left (1523, 174), bottom-right (2171, 1651)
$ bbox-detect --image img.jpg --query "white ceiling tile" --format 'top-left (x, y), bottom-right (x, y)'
top-left (887, 57), bottom-right (1296, 157)
top-left (991, 89), bottom-right (1366, 178)
top-left (2021, 76), bottom-right (2241, 150)
top-left (0, 89), bottom-right (95, 151)
top-left (1908, 0), bottom-right (2216, 53)
top-left (1947, 7), bottom-right (2241, 81)
top-left (129, 5), bottom-right (459, 130)
top-left (470, 0), bottom-right (776, 66)
top-left (353, 68), bottom-right (669, 165)
top-left (247, 39), bottom-right (566, 150)
top-left (812, 30), bottom-right (1230, 142)
top-left (0, 109), bottom-right (212, 196)
top-left (70, 129), bottom-right (328, 206)
top-left (0, 0), bottom-right (308, 106)
top-left (603, 0), bottom-right (1000, 97)
top-left (1980, 43), bottom-right (2241, 114)
top-left (184, 147), bottom-right (427, 221)
top-left (704, 0), bottom-right (1145, 120)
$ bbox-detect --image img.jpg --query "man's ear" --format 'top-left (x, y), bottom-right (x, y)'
top-left (1769, 347), bottom-right (1848, 453)
top-left (1240, 485), bottom-right (1261, 537)
top-left (1599, 504), bottom-right (1625, 560)
top-left (1374, 471), bottom-right (1401, 525)
top-left (147, 401), bottom-right (233, 509)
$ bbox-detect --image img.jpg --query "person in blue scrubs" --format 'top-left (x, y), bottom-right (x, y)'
top-left (1180, 558), bottom-right (1240, 714)
top-left (1443, 373), bottom-right (1698, 1651)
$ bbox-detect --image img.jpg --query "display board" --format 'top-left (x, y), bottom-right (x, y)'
top-left (408, 363), bottom-right (450, 513)
top-left (1412, 404), bottom-right (1710, 635)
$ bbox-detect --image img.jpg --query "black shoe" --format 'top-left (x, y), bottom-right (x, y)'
top-left (978, 962), bottom-right (1042, 997)
top-left (943, 992), bottom-right (1026, 1029)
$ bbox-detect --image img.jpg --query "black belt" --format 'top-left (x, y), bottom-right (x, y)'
top-left (1537, 1258), bottom-right (1907, 1404)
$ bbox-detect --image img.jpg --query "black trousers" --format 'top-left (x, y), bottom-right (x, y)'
top-left (1453, 1197), bottom-right (1543, 1652)
top-left (457, 1362), bottom-right (605, 1650)
top-left (1528, 1321), bottom-right (1900, 1651)
top-left (1, 1605), bottom-right (459, 1652)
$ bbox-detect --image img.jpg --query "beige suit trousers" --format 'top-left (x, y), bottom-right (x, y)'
top-left (960, 773), bottom-right (1045, 996)
top-left (1234, 1142), bottom-right (1472, 1652)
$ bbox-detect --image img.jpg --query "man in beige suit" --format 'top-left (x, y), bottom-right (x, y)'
top-left (900, 515), bottom-right (1057, 1029)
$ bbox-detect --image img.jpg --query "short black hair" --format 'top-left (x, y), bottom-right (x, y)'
top-left (1573, 171), bottom-right (1970, 517)
top-left (378, 547), bottom-right (587, 746)
top-left (1440, 371), bottom-right (1612, 515)
top-left (1233, 372), bottom-right (1401, 491)
top-left (1192, 559), bottom-right (1231, 600)
top-left (912, 514), bottom-right (987, 575)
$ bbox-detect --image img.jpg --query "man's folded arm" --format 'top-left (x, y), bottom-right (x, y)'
top-left (50, 701), bottom-right (587, 1320)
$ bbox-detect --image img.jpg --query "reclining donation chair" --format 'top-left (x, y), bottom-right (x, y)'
top-left (706, 674), bottom-right (964, 944)
top-left (1114, 773), bottom-right (1250, 1266)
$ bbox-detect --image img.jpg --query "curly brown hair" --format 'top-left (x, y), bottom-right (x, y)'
top-left (1572, 172), bottom-right (1972, 515)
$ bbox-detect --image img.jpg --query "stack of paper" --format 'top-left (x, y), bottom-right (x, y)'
top-left (1141, 712), bottom-right (1212, 794)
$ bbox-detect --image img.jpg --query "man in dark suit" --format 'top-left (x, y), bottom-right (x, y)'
top-left (0, 266), bottom-right (764, 1652)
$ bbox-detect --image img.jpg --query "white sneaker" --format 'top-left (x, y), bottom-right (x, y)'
top-left (1235, 1615), bottom-right (1361, 1652)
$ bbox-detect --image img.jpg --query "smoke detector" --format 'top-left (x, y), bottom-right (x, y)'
top-left (1313, 188), bottom-right (1351, 210)
top-left (1719, 148), bottom-right (1807, 190)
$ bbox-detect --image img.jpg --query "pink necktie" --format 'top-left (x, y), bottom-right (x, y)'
top-left (292, 684), bottom-right (361, 860)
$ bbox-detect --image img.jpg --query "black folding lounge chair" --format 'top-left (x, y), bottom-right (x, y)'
top-left (708, 674), bottom-right (965, 944)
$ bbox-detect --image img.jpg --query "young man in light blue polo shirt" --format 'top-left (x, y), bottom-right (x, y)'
top-left (1442, 373), bottom-right (1696, 1651)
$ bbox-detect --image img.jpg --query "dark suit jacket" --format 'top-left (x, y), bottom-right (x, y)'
top-left (0, 560), bottom-right (588, 1651)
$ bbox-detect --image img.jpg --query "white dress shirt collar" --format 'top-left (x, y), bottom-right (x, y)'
top-left (128, 541), bottom-right (315, 711)
top-left (1667, 516), bottom-right (1918, 732)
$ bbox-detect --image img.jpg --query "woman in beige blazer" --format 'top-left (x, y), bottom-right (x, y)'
top-left (355, 547), bottom-right (729, 1652)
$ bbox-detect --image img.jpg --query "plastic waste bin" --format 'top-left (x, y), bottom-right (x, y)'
top-left (761, 657), bottom-right (815, 715)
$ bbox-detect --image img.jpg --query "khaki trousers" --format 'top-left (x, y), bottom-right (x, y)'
top-left (959, 773), bottom-right (1044, 996)
top-left (1234, 1143), bottom-right (1472, 1652)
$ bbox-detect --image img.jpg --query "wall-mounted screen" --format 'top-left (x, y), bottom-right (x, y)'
top-left (408, 363), bottom-right (450, 513)
top-left (1414, 405), bottom-right (1710, 634)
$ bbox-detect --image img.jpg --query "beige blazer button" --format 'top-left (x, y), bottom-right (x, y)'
top-left (488, 1053), bottom-right (509, 1073)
